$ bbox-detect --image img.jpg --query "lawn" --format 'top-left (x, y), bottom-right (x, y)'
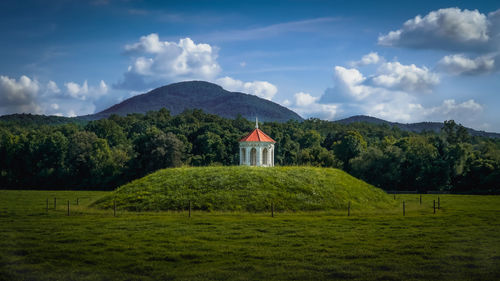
top-left (92, 166), bottom-right (395, 212)
top-left (0, 190), bottom-right (499, 280)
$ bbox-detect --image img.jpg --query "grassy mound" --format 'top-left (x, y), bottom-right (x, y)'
top-left (92, 166), bottom-right (395, 212)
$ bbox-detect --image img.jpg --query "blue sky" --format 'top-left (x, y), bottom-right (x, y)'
top-left (1, 0), bottom-right (499, 131)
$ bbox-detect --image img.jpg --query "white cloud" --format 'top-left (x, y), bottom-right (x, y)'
top-left (425, 99), bottom-right (483, 119)
top-left (378, 8), bottom-right (494, 51)
top-left (65, 81), bottom-right (88, 99)
top-left (216, 76), bottom-right (278, 100)
top-left (287, 92), bottom-right (339, 120)
top-left (437, 54), bottom-right (496, 75)
top-left (0, 75), bottom-right (41, 114)
top-left (63, 80), bottom-right (108, 100)
top-left (202, 17), bottom-right (339, 42)
top-left (0, 75), bottom-right (111, 117)
top-left (356, 93), bottom-right (483, 124)
top-left (47, 81), bottom-right (60, 94)
top-left (125, 33), bottom-right (166, 54)
top-left (317, 54), bottom-right (485, 126)
top-left (99, 80), bottom-right (108, 94)
top-left (378, 8), bottom-right (500, 77)
top-left (372, 61), bottom-right (439, 93)
top-left (333, 66), bottom-right (372, 100)
top-left (294, 92), bottom-right (319, 107)
top-left (117, 34), bottom-right (221, 90)
top-left (350, 52), bottom-right (382, 67)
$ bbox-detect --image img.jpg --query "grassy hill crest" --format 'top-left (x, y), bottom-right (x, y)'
top-left (92, 166), bottom-right (395, 212)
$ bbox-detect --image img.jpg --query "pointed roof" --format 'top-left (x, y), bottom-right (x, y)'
top-left (239, 128), bottom-right (276, 143)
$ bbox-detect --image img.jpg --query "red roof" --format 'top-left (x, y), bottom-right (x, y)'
top-left (239, 128), bottom-right (276, 143)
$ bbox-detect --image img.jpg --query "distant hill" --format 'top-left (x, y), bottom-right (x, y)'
top-left (81, 81), bottom-right (303, 123)
top-left (335, 115), bottom-right (500, 138)
top-left (0, 113), bottom-right (86, 126)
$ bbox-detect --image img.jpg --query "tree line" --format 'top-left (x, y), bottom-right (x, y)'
top-left (0, 109), bottom-right (498, 193)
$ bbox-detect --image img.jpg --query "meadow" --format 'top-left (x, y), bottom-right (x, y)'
top-left (0, 190), bottom-right (499, 280)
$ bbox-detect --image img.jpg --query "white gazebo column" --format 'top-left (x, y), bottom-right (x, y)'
top-left (271, 146), bottom-right (274, 166)
top-left (246, 145), bottom-right (251, 165)
top-left (257, 146), bottom-right (262, 166)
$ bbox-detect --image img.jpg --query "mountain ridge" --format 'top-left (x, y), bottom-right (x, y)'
top-left (335, 115), bottom-right (500, 138)
top-left (81, 81), bottom-right (303, 123)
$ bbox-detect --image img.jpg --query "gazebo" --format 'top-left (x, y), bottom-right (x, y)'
top-left (239, 118), bottom-right (276, 167)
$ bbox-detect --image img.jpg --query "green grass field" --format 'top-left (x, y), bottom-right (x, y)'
top-left (1, 190), bottom-right (499, 280)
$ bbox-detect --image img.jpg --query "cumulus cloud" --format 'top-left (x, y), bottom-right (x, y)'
top-left (425, 99), bottom-right (483, 120)
top-left (437, 53), bottom-right (496, 75)
top-left (330, 59), bottom-right (439, 102)
top-left (316, 53), bottom-right (484, 125)
top-left (362, 98), bottom-right (483, 124)
top-left (116, 34), bottom-right (221, 90)
top-left (371, 61), bottom-right (439, 92)
top-left (0, 75), bottom-right (111, 117)
top-left (333, 66), bottom-right (372, 100)
top-left (349, 52), bottom-right (382, 67)
top-left (287, 92), bottom-right (339, 120)
top-left (46, 81), bottom-right (60, 94)
top-left (378, 8), bottom-right (496, 52)
top-left (63, 80), bottom-right (108, 100)
top-left (0, 75), bottom-right (41, 114)
top-left (378, 8), bottom-right (500, 76)
top-left (216, 76), bottom-right (278, 100)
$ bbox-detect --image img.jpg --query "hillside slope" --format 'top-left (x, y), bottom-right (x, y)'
top-left (83, 81), bottom-right (303, 123)
top-left (92, 166), bottom-right (394, 212)
top-left (335, 115), bottom-right (500, 138)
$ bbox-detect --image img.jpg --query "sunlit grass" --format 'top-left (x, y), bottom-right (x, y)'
top-left (92, 166), bottom-right (396, 212)
top-left (0, 190), bottom-right (499, 280)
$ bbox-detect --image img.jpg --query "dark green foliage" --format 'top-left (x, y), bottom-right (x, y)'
top-left (0, 108), bottom-right (499, 193)
top-left (130, 127), bottom-right (183, 177)
top-left (0, 113), bottom-right (87, 126)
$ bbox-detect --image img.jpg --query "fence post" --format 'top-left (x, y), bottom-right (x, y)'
top-left (433, 200), bottom-right (436, 214)
top-left (420, 194), bottom-right (422, 205)
top-left (54, 197), bottom-right (56, 209)
top-left (189, 200), bottom-right (191, 218)
top-left (348, 201), bottom-right (351, 217)
top-left (403, 201), bottom-right (405, 216)
top-left (438, 197), bottom-right (440, 209)
top-left (113, 199), bottom-right (116, 217)
top-left (67, 200), bottom-right (70, 216)
top-left (77, 198), bottom-right (79, 206)
top-left (271, 202), bottom-right (274, 218)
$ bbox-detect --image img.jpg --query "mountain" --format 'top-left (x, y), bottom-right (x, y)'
top-left (82, 81), bottom-right (303, 122)
top-left (335, 115), bottom-right (500, 138)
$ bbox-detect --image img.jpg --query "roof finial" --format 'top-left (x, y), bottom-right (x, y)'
top-left (255, 117), bottom-right (258, 129)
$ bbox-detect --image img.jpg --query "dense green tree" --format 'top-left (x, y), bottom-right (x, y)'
top-left (0, 110), bottom-right (499, 192)
top-left (334, 130), bottom-right (367, 170)
top-left (131, 127), bottom-right (183, 177)
top-left (66, 131), bottom-right (121, 187)
top-left (85, 118), bottom-right (128, 147)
